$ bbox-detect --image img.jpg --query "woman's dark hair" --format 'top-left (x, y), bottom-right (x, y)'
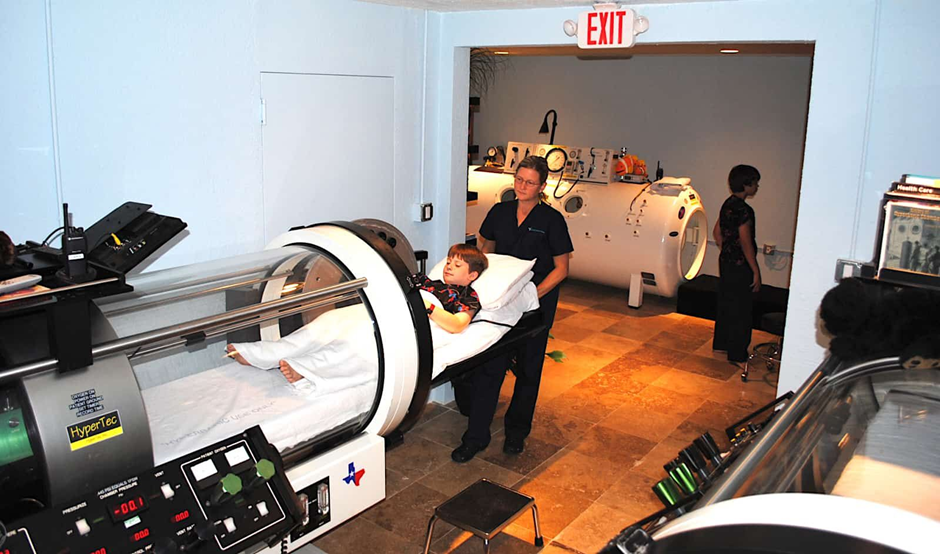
top-left (728, 164), bottom-right (761, 193)
top-left (515, 156), bottom-right (549, 185)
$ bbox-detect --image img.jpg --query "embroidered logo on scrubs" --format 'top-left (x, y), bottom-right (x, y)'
top-left (527, 227), bottom-right (546, 234)
top-left (343, 462), bottom-right (365, 486)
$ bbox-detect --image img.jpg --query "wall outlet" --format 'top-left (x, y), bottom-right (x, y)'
top-left (762, 243), bottom-right (776, 255)
top-left (834, 259), bottom-right (865, 280)
top-left (415, 203), bottom-right (433, 222)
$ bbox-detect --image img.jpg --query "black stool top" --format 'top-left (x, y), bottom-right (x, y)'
top-left (435, 479), bottom-right (535, 539)
top-left (761, 312), bottom-right (786, 336)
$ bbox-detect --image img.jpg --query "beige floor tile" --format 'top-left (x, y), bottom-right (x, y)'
top-left (385, 436), bottom-right (454, 480)
top-left (599, 402), bottom-right (686, 443)
top-left (386, 467), bottom-right (416, 499)
top-left (631, 436), bottom-right (689, 478)
top-left (692, 338), bottom-right (729, 361)
top-left (686, 400), bottom-right (756, 430)
top-left (547, 377), bottom-right (643, 423)
top-left (596, 469), bottom-right (663, 518)
top-left (672, 354), bottom-right (740, 380)
top-left (549, 320), bottom-right (597, 343)
top-left (554, 502), bottom-right (641, 554)
top-left (558, 343), bottom-right (621, 374)
top-left (620, 385), bottom-right (707, 418)
top-left (569, 425), bottom-right (657, 465)
top-left (528, 404), bottom-right (597, 448)
top-left (602, 316), bottom-right (675, 342)
top-left (526, 448), bottom-right (628, 501)
top-left (577, 332), bottom-right (643, 356)
top-left (481, 436), bottom-right (564, 475)
top-left (513, 477), bottom-right (595, 538)
top-left (553, 306), bottom-right (579, 322)
top-left (646, 330), bottom-right (711, 353)
top-left (419, 457), bottom-right (523, 498)
top-left (669, 317), bottom-right (715, 341)
top-left (546, 335), bottom-right (576, 353)
top-left (648, 368), bottom-right (724, 398)
top-left (623, 344), bottom-right (690, 367)
top-left (361, 482), bottom-right (453, 545)
top-left (556, 300), bottom-right (590, 313)
top-left (559, 309), bottom-right (623, 332)
top-left (414, 409), bottom-right (472, 448)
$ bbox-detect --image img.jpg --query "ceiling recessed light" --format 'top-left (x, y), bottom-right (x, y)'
top-left (494, 51), bottom-right (510, 55)
top-left (720, 49), bottom-right (740, 54)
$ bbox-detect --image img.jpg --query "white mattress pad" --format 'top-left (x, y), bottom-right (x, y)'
top-left (143, 281), bottom-right (539, 463)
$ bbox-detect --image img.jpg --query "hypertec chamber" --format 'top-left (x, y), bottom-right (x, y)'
top-left (599, 356), bottom-right (940, 554)
top-left (1, 220), bottom-right (529, 552)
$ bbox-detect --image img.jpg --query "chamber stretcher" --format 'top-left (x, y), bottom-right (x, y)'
top-left (145, 279), bottom-right (538, 465)
top-left (0, 220), bottom-right (545, 551)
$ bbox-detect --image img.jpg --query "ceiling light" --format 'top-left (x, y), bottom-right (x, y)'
top-left (720, 49), bottom-right (740, 54)
top-left (493, 51), bottom-right (510, 55)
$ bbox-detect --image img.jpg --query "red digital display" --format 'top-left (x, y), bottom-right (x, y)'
top-left (107, 495), bottom-right (148, 522)
top-left (131, 528), bottom-right (150, 542)
top-left (172, 510), bottom-right (190, 523)
top-left (91, 549), bottom-right (107, 554)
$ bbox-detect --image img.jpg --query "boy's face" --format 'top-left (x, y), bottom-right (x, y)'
top-left (443, 256), bottom-right (479, 286)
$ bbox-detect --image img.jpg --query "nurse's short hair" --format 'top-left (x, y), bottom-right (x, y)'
top-left (728, 164), bottom-right (761, 193)
top-left (447, 243), bottom-right (488, 278)
top-left (516, 156), bottom-right (549, 185)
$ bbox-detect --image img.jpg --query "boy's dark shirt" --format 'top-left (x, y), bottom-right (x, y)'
top-left (417, 274), bottom-right (481, 316)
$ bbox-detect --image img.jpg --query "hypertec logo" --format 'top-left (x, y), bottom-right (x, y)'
top-left (343, 462), bottom-right (365, 486)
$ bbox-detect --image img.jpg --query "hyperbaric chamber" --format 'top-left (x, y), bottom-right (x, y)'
top-left (468, 167), bottom-right (707, 305)
top-left (0, 221), bottom-right (431, 526)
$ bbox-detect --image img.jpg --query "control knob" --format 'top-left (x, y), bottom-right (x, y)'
top-left (180, 519), bottom-right (218, 552)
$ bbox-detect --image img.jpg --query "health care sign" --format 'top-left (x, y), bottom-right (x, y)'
top-left (573, 6), bottom-right (649, 49)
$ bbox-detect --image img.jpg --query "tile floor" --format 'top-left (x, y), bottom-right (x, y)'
top-left (307, 279), bottom-right (781, 554)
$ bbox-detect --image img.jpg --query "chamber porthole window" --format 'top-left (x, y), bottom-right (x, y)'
top-left (564, 196), bottom-right (584, 214)
top-left (499, 189), bottom-right (516, 203)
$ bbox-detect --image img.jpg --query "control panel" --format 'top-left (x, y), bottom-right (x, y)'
top-left (503, 141), bottom-right (615, 185)
top-left (3, 426), bottom-right (302, 553)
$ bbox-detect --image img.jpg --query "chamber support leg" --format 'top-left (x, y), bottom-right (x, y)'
top-left (629, 273), bottom-right (644, 308)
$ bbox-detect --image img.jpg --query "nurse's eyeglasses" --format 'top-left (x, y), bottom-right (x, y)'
top-left (514, 175), bottom-right (542, 188)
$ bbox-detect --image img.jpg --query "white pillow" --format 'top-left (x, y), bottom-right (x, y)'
top-left (427, 253), bottom-right (535, 310)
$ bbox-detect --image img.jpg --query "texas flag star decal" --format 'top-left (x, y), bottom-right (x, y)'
top-left (343, 462), bottom-right (365, 486)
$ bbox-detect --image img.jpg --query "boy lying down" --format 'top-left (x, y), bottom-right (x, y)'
top-left (225, 244), bottom-right (488, 384)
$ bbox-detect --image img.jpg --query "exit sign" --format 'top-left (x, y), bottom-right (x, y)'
top-left (577, 8), bottom-right (643, 49)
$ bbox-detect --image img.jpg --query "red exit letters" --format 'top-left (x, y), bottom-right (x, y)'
top-left (577, 9), bottom-right (639, 49)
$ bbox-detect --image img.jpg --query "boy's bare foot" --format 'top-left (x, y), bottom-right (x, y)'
top-left (279, 360), bottom-right (305, 383)
top-left (225, 344), bottom-right (250, 366)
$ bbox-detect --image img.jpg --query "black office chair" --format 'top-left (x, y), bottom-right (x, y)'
top-left (742, 312), bottom-right (785, 382)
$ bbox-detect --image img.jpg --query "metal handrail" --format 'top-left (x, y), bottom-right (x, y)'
top-left (102, 271), bottom-right (294, 316)
top-left (0, 277), bottom-right (367, 384)
top-left (128, 291), bottom-right (361, 361)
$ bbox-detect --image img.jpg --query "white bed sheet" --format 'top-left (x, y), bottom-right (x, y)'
top-left (143, 281), bottom-right (538, 464)
top-left (425, 281), bottom-right (539, 378)
top-left (143, 362), bottom-right (376, 465)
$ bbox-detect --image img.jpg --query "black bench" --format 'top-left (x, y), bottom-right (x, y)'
top-left (677, 275), bottom-right (788, 328)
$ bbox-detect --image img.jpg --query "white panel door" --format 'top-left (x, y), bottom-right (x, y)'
top-left (261, 73), bottom-right (394, 242)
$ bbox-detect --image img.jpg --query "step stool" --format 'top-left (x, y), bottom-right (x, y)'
top-left (423, 479), bottom-right (544, 554)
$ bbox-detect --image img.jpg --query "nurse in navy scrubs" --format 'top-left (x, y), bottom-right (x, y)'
top-left (452, 156), bottom-right (573, 463)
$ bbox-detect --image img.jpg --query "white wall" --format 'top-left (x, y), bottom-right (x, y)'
top-left (429, 0), bottom-right (882, 395)
top-left (0, 0), bottom-right (437, 270)
top-left (472, 54), bottom-right (812, 289)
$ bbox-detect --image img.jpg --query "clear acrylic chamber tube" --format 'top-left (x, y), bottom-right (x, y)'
top-left (95, 245), bottom-right (381, 464)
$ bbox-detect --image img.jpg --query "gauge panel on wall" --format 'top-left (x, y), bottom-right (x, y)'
top-left (546, 147), bottom-right (568, 173)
